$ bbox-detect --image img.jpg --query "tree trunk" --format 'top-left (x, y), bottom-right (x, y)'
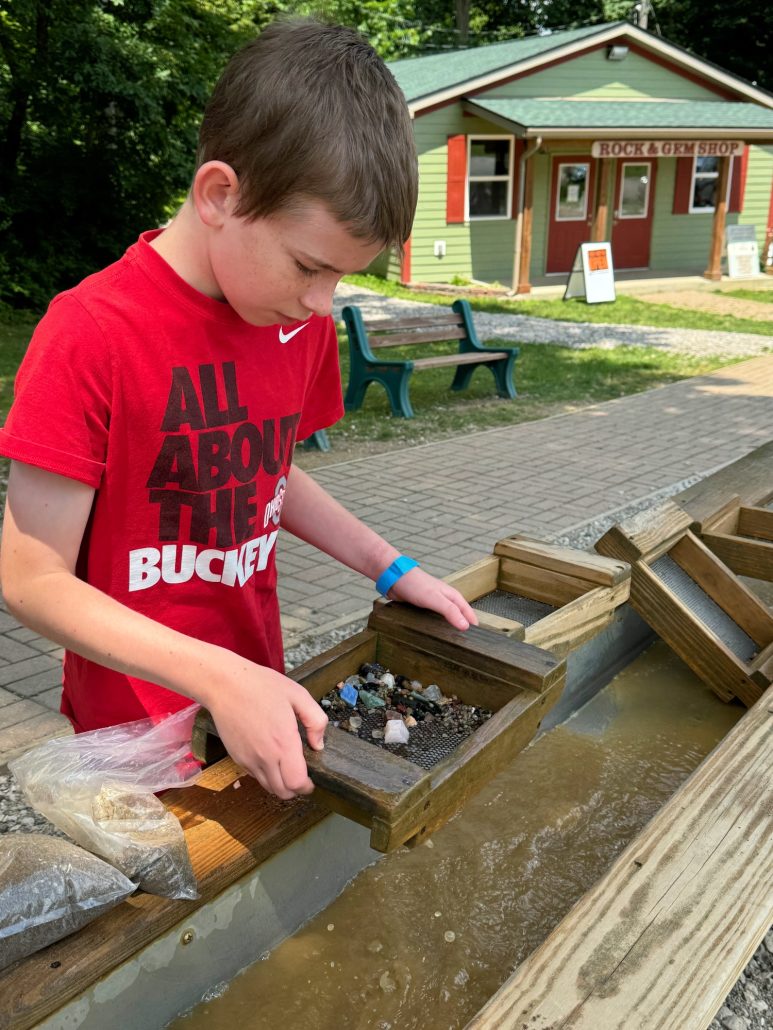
top-left (455, 0), bottom-right (470, 45)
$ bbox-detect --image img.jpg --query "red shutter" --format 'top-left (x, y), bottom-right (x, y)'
top-left (672, 156), bottom-right (693, 214)
top-left (728, 147), bottom-right (749, 213)
top-left (446, 134), bottom-right (467, 224)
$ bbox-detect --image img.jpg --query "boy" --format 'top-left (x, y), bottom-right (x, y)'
top-left (0, 19), bottom-right (476, 802)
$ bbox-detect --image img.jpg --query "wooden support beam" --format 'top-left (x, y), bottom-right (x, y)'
top-left (591, 157), bottom-right (613, 241)
top-left (516, 156), bottom-right (535, 295)
top-left (704, 155), bottom-right (731, 281)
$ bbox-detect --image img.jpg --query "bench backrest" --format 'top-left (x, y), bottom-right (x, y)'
top-left (342, 299), bottom-right (481, 361)
top-left (355, 312), bottom-right (466, 348)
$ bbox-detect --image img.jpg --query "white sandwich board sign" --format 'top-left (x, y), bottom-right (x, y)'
top-left (564, 243), bottom-right (616, 304)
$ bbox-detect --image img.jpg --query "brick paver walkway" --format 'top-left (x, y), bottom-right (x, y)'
top-left (1, 355), bottom-right (771, 764)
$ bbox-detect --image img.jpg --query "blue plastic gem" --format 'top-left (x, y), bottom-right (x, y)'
top-left (340, 683), bottom-right (359, 707)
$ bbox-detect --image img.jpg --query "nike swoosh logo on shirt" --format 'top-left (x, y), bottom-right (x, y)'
top-left (278, 323), bottom-right (309, 344)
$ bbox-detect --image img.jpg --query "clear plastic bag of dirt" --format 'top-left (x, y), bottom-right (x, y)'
top-left (0, 834), bottom-right (136, 972)
top-left (9, 706), bottom-right (201, 900)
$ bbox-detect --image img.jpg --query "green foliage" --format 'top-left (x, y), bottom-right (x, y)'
top-left (655, 0), bottom-right (770, 90)
top-left (0, 0), bottom-right (274, 308)
top-left (297, 0), bottom-right (427, 58)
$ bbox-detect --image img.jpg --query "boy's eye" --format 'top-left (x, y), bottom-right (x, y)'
top-left (295, 261), bottom-right (318, 277)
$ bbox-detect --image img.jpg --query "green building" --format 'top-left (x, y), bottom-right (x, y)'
top-left (377, 21), bottom-right (773, 291)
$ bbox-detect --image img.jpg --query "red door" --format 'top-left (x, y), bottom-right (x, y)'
top-left (546, 157), bottom-right (595, 273)
top-left (611, 160), bottom-right (657, 268)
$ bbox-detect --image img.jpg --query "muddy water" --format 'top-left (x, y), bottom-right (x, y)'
top-left (174, 641), bottom-right (743, 1030)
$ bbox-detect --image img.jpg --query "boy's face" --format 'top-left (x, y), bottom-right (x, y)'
top-left (207, 199), bottom-right (384, 327)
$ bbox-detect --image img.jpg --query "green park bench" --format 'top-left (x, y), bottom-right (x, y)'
top-left (341, 299), bottom-right (519, 419)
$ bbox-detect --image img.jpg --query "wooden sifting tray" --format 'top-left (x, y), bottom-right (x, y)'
top-left (595, 500), bottom-right (773, 708)
top-left (192, 603), bottom-right (564, 853)
top-left (441, 536), bottom-right (630, 658)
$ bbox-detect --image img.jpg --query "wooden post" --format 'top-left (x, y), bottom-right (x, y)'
top-left (516, 156), bottom-right (535, 294)
top-left (592, 158), bottom-right (612, 242)
top-left (704, 156), bottom-right (730, 281)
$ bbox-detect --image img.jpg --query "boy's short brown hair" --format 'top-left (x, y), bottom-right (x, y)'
top-left (197, 18), bottom-right (417, 252)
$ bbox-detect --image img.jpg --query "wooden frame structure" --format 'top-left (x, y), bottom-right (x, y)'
top-left (595, 500), bottom-right (773, 708)
top-left (194, 603), bottom-right (564, 853)
top-left (442, 535), bottom-right (630, 658)
top-left (672, 440), bottom-right (773, 581)
top-left (690, 496), bottom-right (773, 581)
top-left (467, 683), bottom-right (773, 1030)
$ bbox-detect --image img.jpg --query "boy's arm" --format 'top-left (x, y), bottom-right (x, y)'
top-left (280, 466), bottom-right (478, 629)
top-left (0, 461), bottom-right (327, 800)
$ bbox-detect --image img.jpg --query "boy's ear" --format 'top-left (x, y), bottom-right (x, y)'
top-left (192, 161), bottom-right (240, 228)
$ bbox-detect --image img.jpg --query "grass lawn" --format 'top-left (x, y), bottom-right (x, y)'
top-left (0, 307), bottom-right (750, 471)
top-left (0, 311), bottom-right (38, 423)
top-left (346, 274), bottom-right (773, 338)
top-left (721, 288), bottom-right (773, 305)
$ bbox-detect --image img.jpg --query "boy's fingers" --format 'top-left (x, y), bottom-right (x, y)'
top-left (293, 688), bottom-right (328, 751)
top-left (279, 750), bottom-right (315, 796)
top-left (257, 757), bottom-right (295, 801)
top-left (445, 586), bottom-right (478, 626)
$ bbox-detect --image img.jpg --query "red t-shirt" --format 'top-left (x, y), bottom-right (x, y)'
top-left (0, 230), bottom-right (343, 731)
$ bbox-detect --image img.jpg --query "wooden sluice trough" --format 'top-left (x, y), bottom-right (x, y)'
top-left (1, 503), bottom-right (771, 1029)
top-left (673, 441), bottom-right (773, 583)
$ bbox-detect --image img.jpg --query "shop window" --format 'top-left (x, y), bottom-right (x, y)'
top-left (618, 162), bottom-right (650, 218)
top-left (555, 163), bottom-right (590, 221)
top-left (467, 137), bottom-right (513, 219)
top-left (689, 155), bottom-right (730, 213)
top-left (673, 152), bottom-right (746, 215)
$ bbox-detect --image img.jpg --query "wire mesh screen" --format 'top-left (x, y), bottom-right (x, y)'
top-left (650, 554), bottom-right (758, 661)
top-left (356, 712), bottom-right (479, 770)
top-left (472, 589), bottom-right (556, 627)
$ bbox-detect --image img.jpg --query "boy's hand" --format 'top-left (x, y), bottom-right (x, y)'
top-left (386, 567), bottom-right (478, 631)
top-left (207, 661), bottom-right (328, 801)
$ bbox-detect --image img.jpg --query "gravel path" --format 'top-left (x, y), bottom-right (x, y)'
top-left (333, 283), bottom-right (772, 358)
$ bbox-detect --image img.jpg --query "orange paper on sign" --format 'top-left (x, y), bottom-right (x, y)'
top-left (587, 249), bottom-right (608, 272)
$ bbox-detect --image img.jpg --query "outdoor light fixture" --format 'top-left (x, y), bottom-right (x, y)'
top-left (607, 45), bottom-right (629, 61)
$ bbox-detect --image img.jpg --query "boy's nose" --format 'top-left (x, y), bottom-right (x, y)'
top-left (301, 282), bottom-right (337, 319)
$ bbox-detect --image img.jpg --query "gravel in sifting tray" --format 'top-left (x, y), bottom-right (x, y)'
top-left (318, 663), bottom-right (493, 771)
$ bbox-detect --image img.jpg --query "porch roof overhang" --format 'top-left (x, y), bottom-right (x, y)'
top-left (462, 98), bottom-right (773, 141)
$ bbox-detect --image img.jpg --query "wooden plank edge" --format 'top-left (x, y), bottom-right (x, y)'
top-left (465, 685), bottom-right (773, 1030)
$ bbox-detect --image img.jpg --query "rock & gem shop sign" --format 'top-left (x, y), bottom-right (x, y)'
top-left (591, 140), bottom-right (744, 158)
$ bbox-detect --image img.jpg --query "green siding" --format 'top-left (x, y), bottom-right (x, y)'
top-left (647, 153), bottom-right (773, 272)
top-left (530, 152), bottom-right (551, 280)
top-left (649, 159), bottom-right (711, 271)
top-left (484, 48), bottom-right (722, 102)
top-left (365, 250), bottom-right (390, 277)
top-left (409, 106), bottom-right (516, 285)
top-left (396, 102), bottom-right (771, 286)
top-left (738, 145), bottom-right (773, 257)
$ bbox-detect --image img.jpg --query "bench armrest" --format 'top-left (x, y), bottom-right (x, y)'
top-left (452, 298), bottom-right (519, 356)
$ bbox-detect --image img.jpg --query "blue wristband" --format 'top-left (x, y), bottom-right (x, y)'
top-left (375, 555), bottom-right (419, 596)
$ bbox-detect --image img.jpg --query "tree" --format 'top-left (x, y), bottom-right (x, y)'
top-left (0, 0), bottom-right (274, 308)
top-left (654, 0), bottom-right (769, 91)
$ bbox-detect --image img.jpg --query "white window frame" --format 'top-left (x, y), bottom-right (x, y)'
top-left (688, 154), bottom-right (732, 214)
top-left (554, 162), bottom-right (591, 222)
top-left (466, 135), bottom-right (514, 221)
top-left (617, 161), bottom-right (652, 220)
